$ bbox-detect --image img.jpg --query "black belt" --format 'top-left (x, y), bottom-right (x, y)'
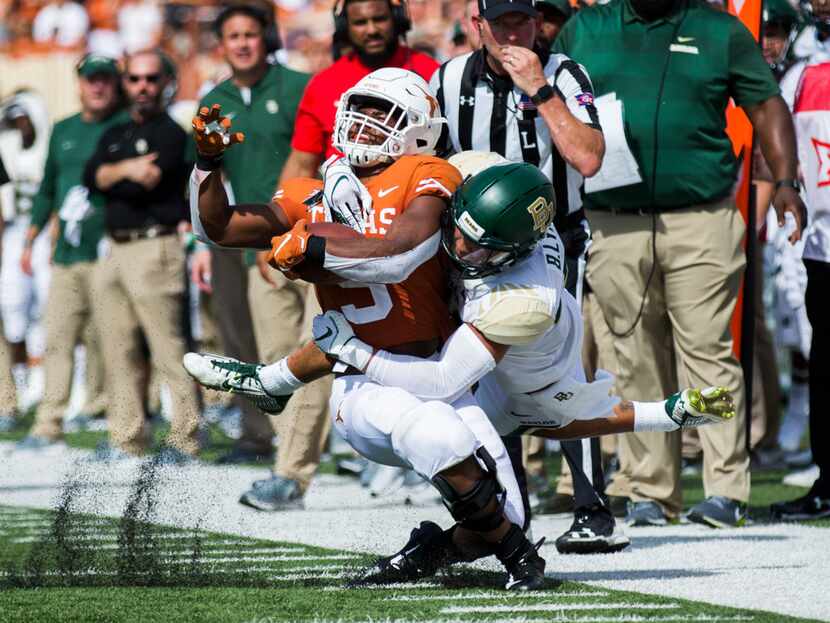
top-left (110, 224), bottom-right (177, 244)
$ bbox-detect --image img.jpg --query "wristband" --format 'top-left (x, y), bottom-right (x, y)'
top-left (196, 153), bottom-right (223, 171)
top-left (774, 179), bottom-right (799, 191)
top-left (305, 235), bottom-right (326, 267)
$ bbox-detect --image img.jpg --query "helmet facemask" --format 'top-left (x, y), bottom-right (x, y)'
top-left (334, 94), bottom-right (410, 168)
top-left (333, 68), bottom-right (445, 169)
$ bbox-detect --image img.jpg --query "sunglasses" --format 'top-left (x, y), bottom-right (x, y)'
top-left (126, 73), bottom-right (161, 84)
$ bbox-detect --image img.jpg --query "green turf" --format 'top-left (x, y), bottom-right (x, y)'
top-left (0, 505), bottom-right (822, 623)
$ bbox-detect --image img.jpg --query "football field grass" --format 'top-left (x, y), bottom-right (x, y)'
top-left (0, 504), bottom-right (822, 623)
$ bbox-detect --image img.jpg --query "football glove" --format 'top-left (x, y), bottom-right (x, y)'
top-left (267, 219), bottom-right (310, 271)
top-left (312, 310), bottom-right (374, 370)
top-left (321, 155), bottom-right (371, 234)
top-left (192, 104), bottom-right (244, 158)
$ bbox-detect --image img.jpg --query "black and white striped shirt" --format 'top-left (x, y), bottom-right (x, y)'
top-left (430, 48), bottom-right (600, 221)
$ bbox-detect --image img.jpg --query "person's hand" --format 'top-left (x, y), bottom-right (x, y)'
top-left (255, 250), bottom-right (277, 286)
top-left (312, 310), bottom-right (357, 357)
top-left (126, 153), bottom-right (162, 189)
top-left (20, 245), bottom-right (33, 276)
top-left (190, 248), bottom-right (212, 293)
top-left (192, 104), bottom-right (245, 158)
top-left (267, 219), bottom-right (310, 271)
top-left (773, 185), bottom-right (808, 244)
top-left (321, 155), bottom-right (371, 233)
top-left (500, 45), bottom-right (548, 98)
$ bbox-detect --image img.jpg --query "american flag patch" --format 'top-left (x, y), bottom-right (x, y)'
top-left (518, 94), bottom-right (536, 111)
top-left (576, 93), bottom-right (594, 107)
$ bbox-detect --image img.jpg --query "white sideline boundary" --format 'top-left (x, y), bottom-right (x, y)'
top-left (0, 450), bottom-right (827, 620)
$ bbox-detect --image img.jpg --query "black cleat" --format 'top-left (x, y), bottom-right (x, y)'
top-left (770, 492), bottom-right (830, 521)
top-left (497, 525), bottom-right (546, 591)
top-left (351, 521), bottom-right (459, 586)
top-left (555, 504), bottom-right (631, 554)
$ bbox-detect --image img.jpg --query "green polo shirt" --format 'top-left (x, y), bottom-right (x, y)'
top-left (30, 108), bottom-right (129, 265)
top-left (553, 0), bottom-right (779, 211)
top-left (199, 63), bottom-right (310, 205)
top-left (199, 63), bottom-right (309, 264)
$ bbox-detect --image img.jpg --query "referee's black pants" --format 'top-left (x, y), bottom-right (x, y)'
top-left (805, 258), bottom-right (829, 498)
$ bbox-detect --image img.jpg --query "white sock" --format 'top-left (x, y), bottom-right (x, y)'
top-left (258, 358), bottom-right (305, 396)
top-left (11, 364), bottom-right (27, 392)
top-left (633, 399), bottom-right (676, 432)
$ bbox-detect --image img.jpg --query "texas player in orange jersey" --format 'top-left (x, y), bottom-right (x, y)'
top-left (185, 68), bottom-right (547, 590)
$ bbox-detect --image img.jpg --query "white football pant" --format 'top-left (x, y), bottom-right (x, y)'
top-left (330, 375), bottom-right (525, 528)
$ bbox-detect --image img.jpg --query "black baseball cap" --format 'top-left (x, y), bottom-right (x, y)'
top-left (478, 0), bottom-right (539, 20)
top-left (77, 55), bottom-right (119, 78)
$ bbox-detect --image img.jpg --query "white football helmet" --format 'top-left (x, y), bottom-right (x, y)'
top-left (333, 67), bottom-right (446, 168)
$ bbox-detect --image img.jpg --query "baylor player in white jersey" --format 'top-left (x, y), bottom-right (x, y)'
top-left (314, 156), bottom-right (733, 441)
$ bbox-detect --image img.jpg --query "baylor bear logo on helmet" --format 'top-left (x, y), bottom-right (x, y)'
top-left (527, 196), bottom-right (553, 234)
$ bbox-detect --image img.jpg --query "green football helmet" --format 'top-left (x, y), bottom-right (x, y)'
top-left (443, 162), bottom-right (556, 278)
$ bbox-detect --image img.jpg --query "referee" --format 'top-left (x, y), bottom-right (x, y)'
top-left (430, 0), bottom-right (627, 555)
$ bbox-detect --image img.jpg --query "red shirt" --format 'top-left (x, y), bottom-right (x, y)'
top-left (290, 46), bottom-right (439, 160)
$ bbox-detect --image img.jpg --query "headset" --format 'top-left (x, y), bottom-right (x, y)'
top-left (332, 0), bottom-right (412, 43)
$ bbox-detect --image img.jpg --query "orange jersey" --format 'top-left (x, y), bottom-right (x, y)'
top-left (274, 155), bottom-right (462, 350)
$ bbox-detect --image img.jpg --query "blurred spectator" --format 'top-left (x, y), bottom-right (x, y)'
top-left (190, 4), bottom-right (310, 467)
top-left (282, 0), bottom-right (438, 179)
top-left (83, 50), bottom-right (198, 463)
top-left (118, 0), bottom-right (164, 54)
top-left (536, 0), bottom-right (572, 49)
top-left (554, 0), bottom-right (805, 528)
top-left (0, 90), bottom-right (51, 415)
top-left (771, 0), bottom-right (830, 520)
top-left (14, 56), bottom-right (127, 452)
top-left (32, 0), bottom-right (89, 49)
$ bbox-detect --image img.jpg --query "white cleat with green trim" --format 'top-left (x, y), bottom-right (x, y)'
top-left (183, 352), bottom-right (291, 415)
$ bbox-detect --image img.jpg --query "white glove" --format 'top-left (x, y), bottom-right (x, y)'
top-left (312, 310), bottom-right (374, 370)
top-left (321, 155), bottom-right (372, 234)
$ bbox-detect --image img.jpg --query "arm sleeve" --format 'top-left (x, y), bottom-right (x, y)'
top-left (552, 56), bottom-right (601, 130)
top-left (323, 230), bottom-right (440, 283)
top-left (30, 132), bottom-right (58, 230)
top-left (728, 18), bottom-right (780, 108)
top-left (363, 323), bottom-right (497, 402)
top-left (290, 79), bottom-right (326, 155)
top-left (188, 166), bottom-right (214, 244)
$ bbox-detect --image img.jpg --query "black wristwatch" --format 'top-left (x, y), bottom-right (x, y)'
top-left (775, 178), bottom-right (800, 191)
top-left (530, 83), bottom-right (555, 106)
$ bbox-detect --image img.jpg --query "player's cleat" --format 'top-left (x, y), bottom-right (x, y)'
top-left (0, 413), bottom-right (18, 433)
top-left (499, 528), bottom-right (547, 591)
top-left (625, 500), bottom-right (669, 527)
top-left (555, 504), bottom-right (631, 554)
top-left (239, 475), bottom-right (305, 511)
top-left (666, 387), bottom-right (735, 429)
top-left (770, 492), bottom-right (830, 521)
top-left (783, 464), bottom-right (820, 488)
top-left (687, 496), bottom-right (747, 528)
top-left (351, 521), bottom-right (459, 586)
top-left (182, 352), bottom-right (291, 415)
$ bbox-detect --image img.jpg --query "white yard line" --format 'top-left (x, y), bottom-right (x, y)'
top-left (1, 451), bottom-right (827, 620)
top-left (441, 603), bottom-right (681, 614)
top-left (386, 591), bottom-right (609, 601)
top-left (162, 554), bottom-right (358, 564)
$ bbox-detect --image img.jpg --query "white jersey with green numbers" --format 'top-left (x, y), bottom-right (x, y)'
top-left (458, 225), bottom-right (582, 396)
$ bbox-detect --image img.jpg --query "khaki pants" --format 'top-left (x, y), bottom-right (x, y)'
top-left (557, 292), bottom-right (619, 495)
top-left (249, 268), bottom-right (332, 493)
top-left (0, 320), bottom-right (15, 414)
top-left (587, 200), bottom-right (749, 516)
top-left (210, 249), bottom-right (272, 453)
top-left (92, 236), bottom-right (201, 456)
top-left (31, 262), bottom-right (108, 440)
